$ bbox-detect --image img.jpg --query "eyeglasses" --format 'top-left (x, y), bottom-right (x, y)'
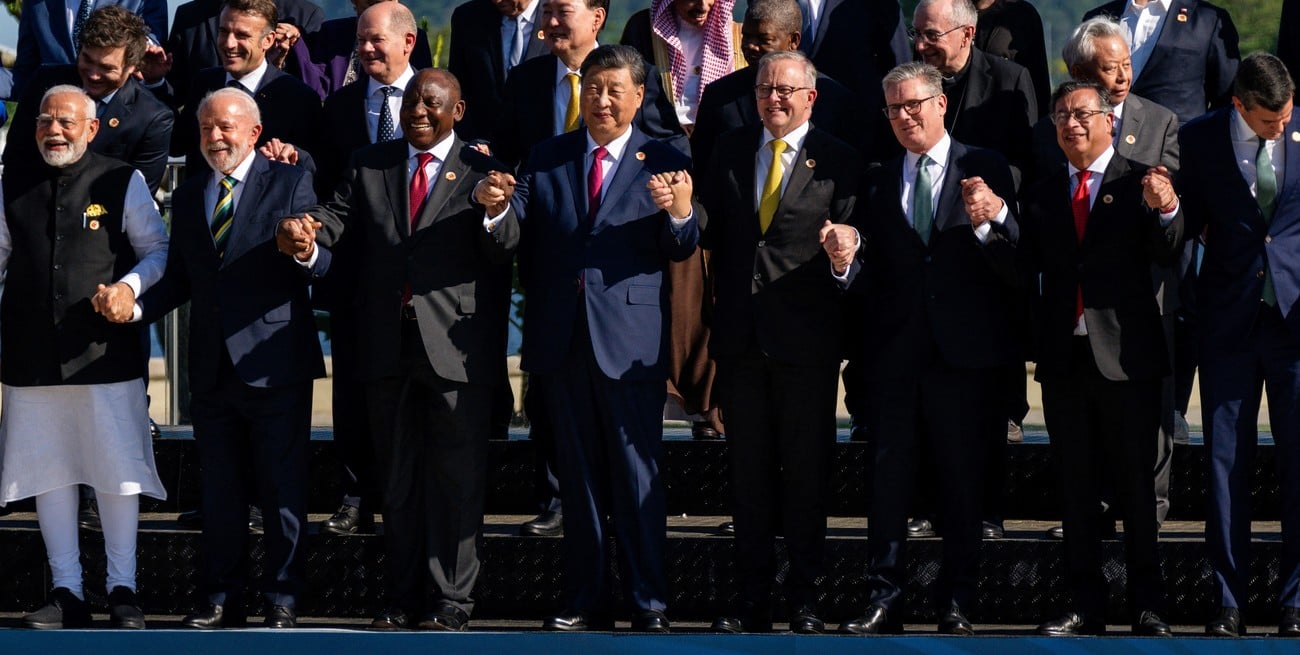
top-left (753, 84), bottom-right (813, 100)
top-left (36, 115), bottom-right (90, 130)
top-left (908, 25), bottom-right (968, 44)
top-left (1050, 108), bottom-right (1108, 125)
top-left (882, 94), bottom-right (939, 119)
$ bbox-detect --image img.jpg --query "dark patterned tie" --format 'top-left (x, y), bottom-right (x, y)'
top-left (377, 86), bottom-right (396, 143)
top-left (73, 0), bottom-right (94, 52)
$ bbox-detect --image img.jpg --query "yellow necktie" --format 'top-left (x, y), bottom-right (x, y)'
top-left (758, 139), bottom-right (787, 233)
top-left (564, 72), bottom-right (581, 133)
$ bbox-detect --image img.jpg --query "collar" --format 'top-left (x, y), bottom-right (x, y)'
top-left (759, 120), bottom-right (811, 154)
top-left (1113, 100), bottom-right (1126, 120)
top-left (1067, 145), bottom-right (1116, 179)
top-left (904, 131), bottom-right (953, 170)
top-left (407, 130), bottom-right (456, 163)
top-left (511, 0), bottom-right (540, 25)
top-left (586, 125), bottom-right (634, 160)
top-left (1231, 106), bottom-right (1271, 145)
top-left (554, 44), bottom-right (597, 82)
top-left (221, 149), bottom-right (260, 184)
top-left (226, 59), bottom-right (270, 93)
top-left (1125, 0), bottom-right (1171, 15)
top-left (367, 65), bottom-right (416, 97)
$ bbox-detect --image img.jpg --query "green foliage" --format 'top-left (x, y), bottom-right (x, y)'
top-left (5, 0), bottom-right (19, 19)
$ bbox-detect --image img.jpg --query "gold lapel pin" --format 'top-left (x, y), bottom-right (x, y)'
top-left (635, 151), bottom-right (646, 161)
top-left (108, 117), bottom-right (120, 128)
top-left (1124, 134), bottom-right (1136, 145)
top-left (88, 219), bottom-right (100, 230)
top-left (1291, 131), bottom-right (1300, 142)
top-left (805, 159), bottom-right (816, 168)
top-left (1177, 8), bottom-right (1188, 21)
top-left (537, 30), bottom-right (545, 39)
top-left (1102, 194), bottom-right (1114, 204)
top-left (445, 171), bottom-right (457, 181)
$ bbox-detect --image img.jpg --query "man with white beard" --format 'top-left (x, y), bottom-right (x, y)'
top-left (0, 84), bottom-right (169, 629)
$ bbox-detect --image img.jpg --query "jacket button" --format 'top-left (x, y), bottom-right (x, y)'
top-left (1258, 270), bottom-right (1267, 279)
top-left (753, 273), bottom-right (762, 281)
top-left (1265, 235), bottom-right (1273, 244)
top-left (924, 256), bottom-right (932, 263)
top-left (53, 264), bottom-right (62, 270)
top-left (757, 240), bottom-right (765, 247)
top-left (56, 233), bottom-right (65, 241)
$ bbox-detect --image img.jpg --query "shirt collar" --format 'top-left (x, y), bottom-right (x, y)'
top-left (904, 131), bottom-right (953, 171)
top-left (226, 59), bottom-right (270, 93)
top-left (1232, 106), bottom-right (1270, 145)
top-left (555, 45), bottom-right (597, 81)
top-left (759, 119), bottom-right (812, 155)
top-left (1067, 145), bottom-right (1116, 179)
top-left (408, 130), bottom-right (457, 163)
top-left (514, 0), bottom-right (540, 25)
top-left (221, 149), bottom-right (259, 185)
top-left (1125, 0), bottom-right (1171, 14)
top-left (1113, 100), bottom-right (1126, 120)
top-left (586, 125), bottom-right (634, 161)
top-left (367, 65), bottom-right (416, 97)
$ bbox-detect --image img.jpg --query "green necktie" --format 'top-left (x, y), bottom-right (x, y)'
top-left (913, 154), bottom-right (933, 245)
top-left (211, 176), bottom-right (238, 259)
top-left (1257, 138), bottom-right (1278, 307)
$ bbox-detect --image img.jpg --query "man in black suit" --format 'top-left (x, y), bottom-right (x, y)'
top-left (1082, 0), bottom-right (1238, 126)
top-left (974, 0), bottom-right (1050, 119)
top-left (795, 0), bottom-right (909, 110)
top-left (1280, 0), bottom-right (1300, 80)
top-left (5, 6), bottom-right (174, 194)
top-left (699, 50), bottom-right (861, 635)
top-left (449, 0), bottom-right (547, 141)
top-left (301, 0), bottom-right (434, 100)
top-left (170, 0), bottom-right (324, 177)
top-left (1025, 80), bottom-right (1180, 637)
top-left (835, 61), bottom-right (1019, 636)
top-left (285, 69), bottom-right (518, 632)
top-left (135, 87), bottom-right (330, 630)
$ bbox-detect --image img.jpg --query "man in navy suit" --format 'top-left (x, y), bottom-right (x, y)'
top-left (1178, 52), bottom-right (1300, 639)
top-left (1083, 0), bottom-right (1239, 125)
top-left (5, 6), bottom-right (174, 194)
top-left (301, 0), bottom-right (433, 101)
top-left (833, 61), bottom-right (1019, 636)
top-left (12, 0), bottom-right (167, 98)
top-left (476, 44), bottom-right (698, 632)
top-left (135, 87), bottom-right (329, 630)
top-left (795, 0), bottom-right (909, 108)
top-left (448, 0), bottom-right (547, 141)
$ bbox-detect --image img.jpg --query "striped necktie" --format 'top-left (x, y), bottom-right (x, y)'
top-left (211, 175), bottom-right (238, 258)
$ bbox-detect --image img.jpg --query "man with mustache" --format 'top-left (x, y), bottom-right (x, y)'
top-left (0, 85), bottom-right (169, 630)
top-left (132, 86), bottom-right (331, 629)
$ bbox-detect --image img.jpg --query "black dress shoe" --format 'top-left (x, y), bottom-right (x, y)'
top-left (1206, 607), bottom-right (1245, 637)
top-left (982, 521), bottom-right (1004, 540)
top-left (22, 587), bottom-right (92, 629)
top-left (907, 518), bottom-right (936, 538)
top-left (938, 604), bottom-right (974, 636)
top-left (177, 508), bottom-right (204, 529)
top-left (543, 610), bottom-right (611, 632)
top-left (691, 422), bottom-right (721, 440)
top-left (789, 605), bottom-right (824, 634)
top-left (321, 504), bottom-right (374, 535)
top-left (711, 615), bottom-right (772, 633)
top-left (107, 586), bottom-right (146, 629)
top-left (716, 520), bottom-right (735, 535)
top-left (521, 511), bottom-right (563, 537)
top-left (1133, 610), bottom-right (1171, 637)
top-left (79, 495), bottom-right (101, 531)
top-left (840, 605), bottom-right (901, 635)
top-left (419, 604), bottom-right (470, 631)
top-left (369, 607), bottom-right (411, 631)
top-left (182, 603), bottom-right (246, 629)
top-left (264, 605), bottom-right (296, 628)
top-left (1281, 607), bottom-right (1300, 637)
top-left (1037, 611), bottom-right (1104, 636)
top-left (1046, 525), bottom-right (1064, 540)
top-left (631, 609), bottom-right (670, 633)
top-left (150, 418), bottom-right (162, 440)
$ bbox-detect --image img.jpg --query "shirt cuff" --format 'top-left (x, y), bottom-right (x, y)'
top-left (830, 228), bottom-right (862, 281)
top-left (130, 304), bottom-right (143, 323)
top-left (118, 273), bottom-right (143, 299)
top-left (484, 209), bottom-right (509, 232)
top-left (973, 201), bottom-right (1010, 244)
top-left (293, 244), bottom-right (320, 268)
top-left (669, 208), bottom-right (693, 229)
top-left (1158, 201), bottom-right (1179, 225)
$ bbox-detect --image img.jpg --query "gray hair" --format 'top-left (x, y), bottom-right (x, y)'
top-left (757, 50), bottom-right (817, 88)
top-left (915, 0), bottom-right (978, 28)
top-left (745, 0), bottom-right (802, 35)
top-left (882, 62), bottom-right (943, 98)
top-left (41, 84), bottom-right (96, 118)
top-left (1062, 16), bottom-right (1127, 70)
top-left (196, 86), bottom-right (263, 124)
top-left (580, 44), bottom-right (647, 86)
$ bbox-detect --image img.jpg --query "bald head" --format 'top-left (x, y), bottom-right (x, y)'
top-left (400, 68), bottom-right (464, 150)
top-left (357, 1), bottom-right (418, 85)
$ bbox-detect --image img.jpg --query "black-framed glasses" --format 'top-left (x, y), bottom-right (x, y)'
top-left (36, 115), bottom-right (90, 130)
top-left (754, 84), bottom-right (813, 100)
top-left (882, 94), bottom-right (939, 119)
top-left (908, 24), bottom-right (968, 44)
top-left (1050, 108), bottom-right (1108, 125)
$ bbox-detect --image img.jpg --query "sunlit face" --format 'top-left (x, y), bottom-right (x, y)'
top-left (885, 77), bottom-right (946, 154)
top-left (356, 7), bottom-right (416, 85)
top-left (1074, 36), bottom-right (1131, 105)
top-left (755, 58), bottom-right (816, 138)
top-left (673, 0), bottom-right (715, 28)
top-left (580, 65), bottom-right (644, 143)
top-left (740, 18), bottom-right (798, 67)
top-left (400, 71), bottom-right (465, 151)
top-left (217, 8), bottom-right (275, 77)
top-left (494, 0), bottom-right (532, 18)
top-left (37, 93), bottom-right (99, 167)
top-left (912, 0), bottom-right (974, 76)
top-left (77, 45), bottom-right (134, 100)
top-left (198, 95), bottom-right (262, 174)
top-left (1053, 88), bottom-right (1115, 168)
top-left (541, 0), bottom-right (603, 58)
top-left (1234, 97), bottom-right (1294, 142)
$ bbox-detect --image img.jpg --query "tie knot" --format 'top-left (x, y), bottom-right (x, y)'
top-left (769, 139), bottom-right (787, 156)
top-left (416, 152), bottom-right (435, 169)
top-left (221, 175), bottom-right (238, 192)
top-left (1076, 170), bottom-right (1091, 184)
top-left (380, 85), bottom-right (396, 99)
top-left (592, 145), bottom-right (608, 161)
top-left (917, 153), bottom-right (932, 169)
top-left (566, 72), bottom-right (580, 88)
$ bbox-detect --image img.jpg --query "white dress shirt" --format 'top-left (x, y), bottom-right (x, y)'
top-left (365, 66), bottom-right (416, 143)
top-left (226, 59), bottom-right (270, 94)
top-left (501, 0), bottom-right (540, 72)
top-left (900, 132), bottom-right (1009, 244)
top-left (1120, 0), bottom-right (1171, 83)
top-left (407, 130), bottom-right (457, 205)
top-left (1231, 105), bottom-right (1286, 199)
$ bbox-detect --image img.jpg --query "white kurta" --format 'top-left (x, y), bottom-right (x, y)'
top-left (0, 169), bottom-right (169, 504)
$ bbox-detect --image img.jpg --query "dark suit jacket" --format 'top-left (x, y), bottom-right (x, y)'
top-left (491, 53), bottom-right (688, 170)
top-left (510, 127), bottom-right (699, 380)
top-left (1179, 107), bottom-right (1300, 344)
top-left (1022, 154), bottom-right (1183, 383)
top-left (13, 0), bottom-right (168, 98)
top-left (800, 0), bottom-right (910, 99)
top-left (300, 15), bottom-right (434, 101)
top-left (172, 65), bottom-right (323, 176)
top-left (308, 136), bottom-right (519, 385)
top-left (699, 125), bottom-right (861, 365)
top-left (689, 66), bottom-right (872, 177)
top-left (847, 139), bottom-right (1021, 379)
top-left (448, 0), bottom-right (548, 141)
top-left (139, 155), bottom-right (329, 393)
top-left (946, 46), bottom-right (1037, 189)
top-left (975, 0), bottom-right (1051, 119)
top-left (164, 0), bottom-right (324, 106)
top-left (4, 66), bottom-right (175, 193)
top-left (1084, 0), bottom-right (1239, 125)
top-left (315, 77), bottom-right (374, 199)
top-left (1280, 0), bottom-right (1300, 84)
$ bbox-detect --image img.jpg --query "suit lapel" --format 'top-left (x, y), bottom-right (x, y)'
top-left (414, 138), bottom-right (469, 233)
top-left (934, 141), bottom-right (965, 233)
top-left (1143, 0), bottom-right (1191, 75)
top-left (1117, 96), bottom-right (1145, 161)
top-left (224, 157), bottom-right (269, 265)
top-left (808, 0), bottom-right (842, 58)
top-left (1083, 155), bottom-right (1130, 249)
top-left (1046, 166), bottom-right (1078, 257)
top-left (51, 0), bottom-right (73, 51)
top-left (774, 130), bottom-right (816, 225)
top-left (382, 143), bottom-right (410, 238)
top-left (881, 156), bottom-right (915, 241)
top-left (1275, 111), bottom-right (1300, 224)
top-left (593, 130), bottom-right (649, 228)
top-left (567, 133), bottom-right (586, 228)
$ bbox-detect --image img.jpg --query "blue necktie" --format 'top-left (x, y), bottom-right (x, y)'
top-left (73, 0), bottom-right (94, 52)
top-left (377, 86), bottom-right (397, 143)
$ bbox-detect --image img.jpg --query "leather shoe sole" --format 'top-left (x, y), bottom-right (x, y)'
top-left (521, 512), bottom-right (563, 537)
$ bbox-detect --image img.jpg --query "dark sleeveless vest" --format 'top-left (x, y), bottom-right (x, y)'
top-left (1, 151), bottom-right (147, 386)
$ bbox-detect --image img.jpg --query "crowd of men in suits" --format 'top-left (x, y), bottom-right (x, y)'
top-left (1, 0), bottom-right (1299, 642)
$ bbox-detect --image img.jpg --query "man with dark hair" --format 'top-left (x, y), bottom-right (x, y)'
top-left (477, 44), bottom-right (698, 633)
top-left (448, 0), bottom-right (547, 141)
top-left (5, 5), bottom-right (175, 194)
top-left (1024, 80), bottom-right (1179, 637)
top-left (1178, 51), bottom-right (1300, 639)
top-left (12, 0), bottom-right (167, 99)
top-left (793, 0), bottom-right (909, 113)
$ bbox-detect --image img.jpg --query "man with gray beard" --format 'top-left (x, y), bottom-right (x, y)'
top-left (0, 85), bottom-right (169, 630)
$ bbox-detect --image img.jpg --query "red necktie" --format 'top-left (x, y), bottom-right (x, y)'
top-left (410, 152), bottom-right (434, 231)
top-left (1072, 170), bottom-right (1092, 321)
top-left (587, 146), bottom-right (607, 227)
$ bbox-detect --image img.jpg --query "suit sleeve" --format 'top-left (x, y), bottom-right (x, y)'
top-left (304, 154), bottom-right (358, 249)
top-left (493, 74), bottom-right (526, 170)
top-left (11, 3), bottom-right (40, 99)
top-left (285, 166), bottom-right (331, 281)
top-left (1159, 112), bottom-right (1180, 175)
top-left (978, 152), bottom-right (1022, 288)
top-left (140, 0), bottom-right (169, 45)
top-left (133, 101), bottom-right (177, 194)
top-left (1146, 203), bottom-right (1184, 267)
top-left (1204, 6), bottom-right (1241, 113)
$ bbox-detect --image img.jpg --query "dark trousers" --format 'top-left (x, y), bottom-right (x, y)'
top-left (329, 307), bottom-right (376, 512)
top-left (539, 311), bottom-right (668, 614)
top-left (1041, 337), bottom-right (1165, 618)
top-left (1202, 304), bottom-right (1300, 609)
top-left (715, 350), bottom-right (839, 611)
top-left (525, 377), bottom-right (563, 515)
top-left (367, 319), bottom-right (491, 615)
top-left (190, 349), bottom-right (311, 609)
top-left (864, 359), bottom-right (1000, 612)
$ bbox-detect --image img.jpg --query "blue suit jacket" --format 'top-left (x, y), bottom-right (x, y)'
top-left (13, 0), bottom-right (167, 98)
top-left (139, 155), bottom-right (330, 393)
top-left (511, 128), bottom-right (699, 381)
top-left (1178, 107), bottom-right (1300, 344)
top-left (1084, 0), bottom-right (1239, 125)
